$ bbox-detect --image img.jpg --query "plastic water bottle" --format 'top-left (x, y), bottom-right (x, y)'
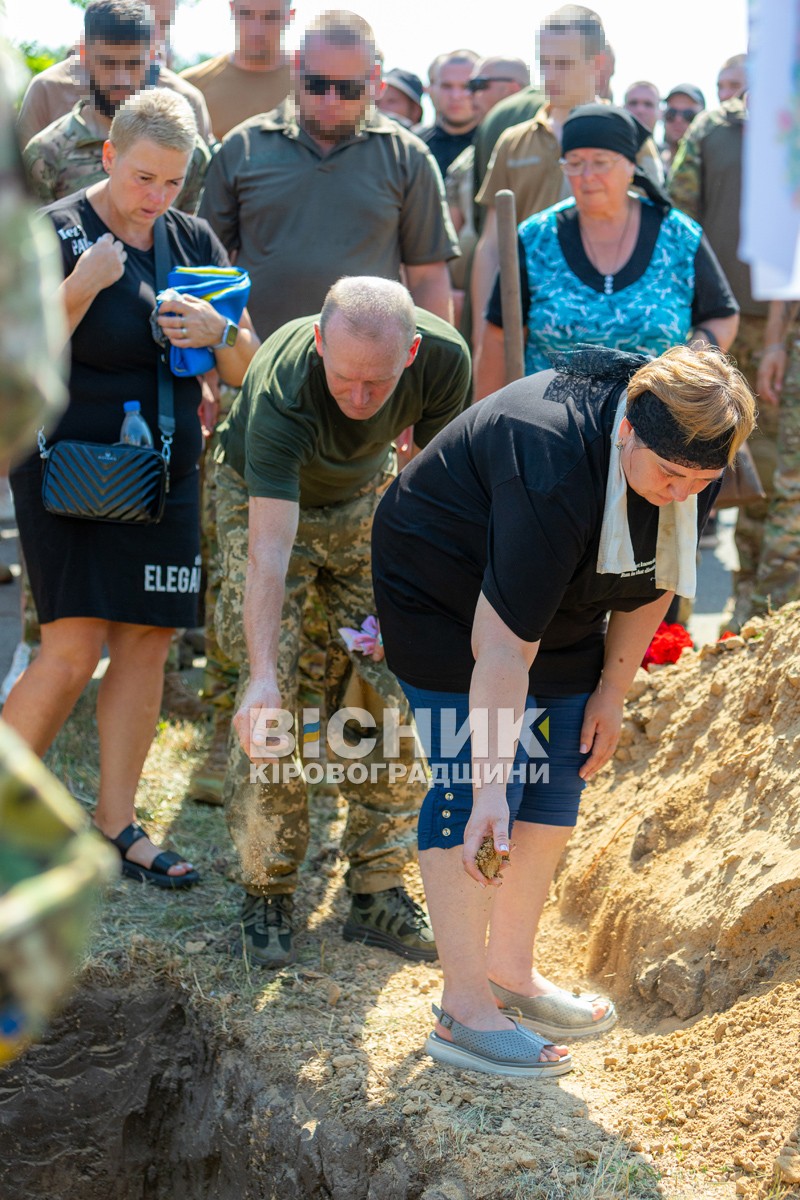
top-left (119, 401), bottom-right (154, 447)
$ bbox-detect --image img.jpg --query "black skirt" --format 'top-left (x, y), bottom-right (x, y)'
top-left (11, 460), bottom-right (202, 629)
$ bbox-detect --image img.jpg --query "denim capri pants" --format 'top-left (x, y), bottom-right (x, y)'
top-left (399, 683), bottom-right (592, 852)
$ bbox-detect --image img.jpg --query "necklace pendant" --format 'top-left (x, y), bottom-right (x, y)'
top-left (604, 274), bottom-right (614, 295)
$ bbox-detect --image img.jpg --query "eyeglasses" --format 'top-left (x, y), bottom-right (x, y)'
top-left (467, 76), bottom-right (517, 93)
top-left (560, 155), bottom-right (619, 176)
top-left (302, 73), bottom-right (368, 101)
top-left (664, 106), bottom-right (699, 122)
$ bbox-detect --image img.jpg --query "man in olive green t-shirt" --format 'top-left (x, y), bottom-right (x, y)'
top-left (215, 277), bottom-right (471, 969)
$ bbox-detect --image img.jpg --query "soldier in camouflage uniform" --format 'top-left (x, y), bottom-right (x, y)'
top-left (22, 0), bottom-right (209, 215)
top-left (0, 47), bottom-right (117, 1064)
top-left (751, 301), bottom-right (800, 614)
top-left (669, 94), bottom-right (771, 627)
top-left (217, 278), bottom-right (471, 968)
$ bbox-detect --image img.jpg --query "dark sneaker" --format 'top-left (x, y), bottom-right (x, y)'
top-left (343, 887), bottom-right (438, 962)
top-left (241, 892), bottom-right (295, 968)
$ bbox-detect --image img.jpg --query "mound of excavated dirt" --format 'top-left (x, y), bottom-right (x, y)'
top-left (550, 605), bottom-right (800, 1195)
top-left (558, 606), bottom-right (800, 1020)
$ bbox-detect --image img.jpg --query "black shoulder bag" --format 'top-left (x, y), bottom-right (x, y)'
top-left (39, 217), bottom-right (175, 525)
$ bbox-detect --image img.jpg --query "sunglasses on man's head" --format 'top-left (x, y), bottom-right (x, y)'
top-left (302, 73), bottom-right (368, 101)
top-left (467, 76), bottom-right (517, 93)
top-left (665, 106), bottom-right (699, 122)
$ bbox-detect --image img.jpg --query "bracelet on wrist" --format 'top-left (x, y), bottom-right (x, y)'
top-left (687, 325), bottom-right (720, 348)
top-left (763, 343), bottom-right (787, 354)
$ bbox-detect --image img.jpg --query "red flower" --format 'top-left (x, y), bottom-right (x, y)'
top-left (641, 621), bottom-right (694, 670)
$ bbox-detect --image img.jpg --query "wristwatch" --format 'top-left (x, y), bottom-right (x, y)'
top-left (213, 319), bottom-right (239, 349)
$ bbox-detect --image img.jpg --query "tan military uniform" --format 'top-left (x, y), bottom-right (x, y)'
top-left (23, 100), bottom-right (211, 215)
top-left (477, 105), bottom-right (664, 220)
top-left (17, 53), bottom-right (213, 148)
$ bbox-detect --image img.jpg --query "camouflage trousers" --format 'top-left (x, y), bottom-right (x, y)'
top-left (730, 314), bottom-right (777, 620)
top-left (199, 430), bottom-right (240, 714)
top-left (751, 326), bottom-right (800, 614)
top-left (0, 720), bottom-right (117, 1063)
top-left (200, 413), bottom-right (328, 719)
top-left (213, 462), bottom-right (423, 897)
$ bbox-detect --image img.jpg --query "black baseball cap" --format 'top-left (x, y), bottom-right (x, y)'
top-left (383, 68), bottom-right (424, 108)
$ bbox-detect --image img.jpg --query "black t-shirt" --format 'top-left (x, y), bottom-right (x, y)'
top-left (372, 364), bottom-right (717, 696)
top-left (37, 191), bottom-right (229, 478)
top-left (416, 124), bottom-right (476, 178)
top-left (486, 202), bottom-right (737, 328)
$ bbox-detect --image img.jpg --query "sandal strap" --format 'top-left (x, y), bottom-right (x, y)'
top-left (150, 850), bottom-right (185, 874)
top-left (431, 1002), bottom-right (553, 1062)
top-left (107, 822), bottom-right (148, 856)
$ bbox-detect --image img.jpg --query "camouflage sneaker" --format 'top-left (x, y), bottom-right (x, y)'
top-left (241, 892), bottom-right (295, 969)
top-left (342, 887), bottom-right (438, 962)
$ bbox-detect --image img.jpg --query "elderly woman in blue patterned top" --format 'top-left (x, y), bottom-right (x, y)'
top-left (474, 104), bottom-right (740, 401)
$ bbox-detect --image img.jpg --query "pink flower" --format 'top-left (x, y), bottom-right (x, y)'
top-left (338, 615), bottom-right (381, 656)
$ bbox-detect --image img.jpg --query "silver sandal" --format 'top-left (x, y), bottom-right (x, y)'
top-left (489, 980), bottom-right (618, 1040)
top-left (425, 1003), bottom-right (573, 1078)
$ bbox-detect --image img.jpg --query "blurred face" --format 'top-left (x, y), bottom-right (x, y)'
top-left (468, 73), bottom-right (519, 122)
top-left (231, 0), bottom-right (292, 68)
top-left (103, 136), bottom-right (190, 227)
top-left (84, 39), bottom-right (150, 119)
top-left (377, 84), bottom-right (420, 125)
top-left (717, 64), bottom-right (746, 103)
top-left (296, 36), bottom-right (378, 146)
top-left (538, 29), bottom-right (597, 108)
top-left (428, 60), bottom-right (477, 132)
top-left (624, 84), bottom-right (660, 132)
top-left (314, 316), bottom-right (420, 421)
top-left (149, 0), bottom-right (176, 50)
top-left (562, 148), bottom-right (633, 217)
top-left (664, 92), bottom-right (702, 147)
top-left (619, 421), bottom-right (723, 507)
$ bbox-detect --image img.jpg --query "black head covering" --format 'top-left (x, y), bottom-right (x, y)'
top-left (548, 347), bottom-right (735, 470)
top-left (561, 103), bottom-right (671, 213)
top-left (562, 103), bottom-right (646, 161)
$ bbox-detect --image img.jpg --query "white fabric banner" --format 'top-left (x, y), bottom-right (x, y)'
top-left (741, 0), bottom-right (800, 298)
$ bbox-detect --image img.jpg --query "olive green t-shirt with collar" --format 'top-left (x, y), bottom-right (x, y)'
top-left (198, 104), bottom-right (460, 339)
top-left (215, 308), bottom-right (471, 509)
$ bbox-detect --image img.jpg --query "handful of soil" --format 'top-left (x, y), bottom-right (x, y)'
top-left (475, 836), bottom-right (509, 880)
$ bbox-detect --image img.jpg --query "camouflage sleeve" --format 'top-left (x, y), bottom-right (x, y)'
top-left (176, 137), bottom-right (212, 215)
top-left (668, 124), bottom-right (703, 222)
top-left (635, 135), bottom-right (665, 187)
top-left (0, 65), bottom-right (67, 455)
top-left (22, 135), bottom-right (59, 205)
top-left (16, 73), bottom-right (54, 151)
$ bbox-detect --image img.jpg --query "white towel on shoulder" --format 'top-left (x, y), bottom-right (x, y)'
top-left (597, 392), bottom-right (698, 598)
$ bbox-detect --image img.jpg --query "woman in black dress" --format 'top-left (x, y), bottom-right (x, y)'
top-left (5, 88), bottom-right (258, 888)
